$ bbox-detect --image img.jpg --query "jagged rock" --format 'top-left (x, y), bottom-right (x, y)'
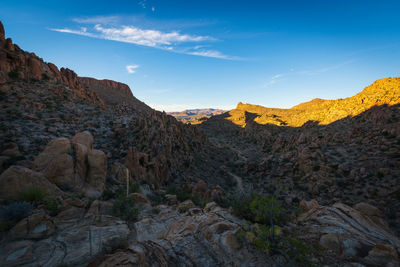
top-left (5, 38), bottom-right (14, 51)
top-left (0, 165), bottom-right (63, 200)
top-left (0, 21), bottom-right (4, 41)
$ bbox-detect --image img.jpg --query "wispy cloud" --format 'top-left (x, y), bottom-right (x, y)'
top-left (126, 64), bottom-right (139, 74)
top-left (263, 73), bottom-right (284, 87)
top-left (263, 59), bottom-right (357, 87)
top-left (72, 16), bottom-right (120, 25)
top-left (50, 22), bottom-right (237, 60)
top-left (297, 59), bottom-right (356, 76)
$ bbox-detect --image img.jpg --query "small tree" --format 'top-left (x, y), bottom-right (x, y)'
top-left (249, 195), bottom-right (284, 242)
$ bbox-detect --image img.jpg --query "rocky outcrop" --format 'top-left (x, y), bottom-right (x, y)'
top-left (96, 202), bottom-right (269, 266)
top-left (124, 147), bottom-right (168, 189)
top-left (0, 21), bottom-right (5, 41)
top-left (33, 132), bottom-right (107, 198)
top-left (79, 77), bottom-right (152, 113)
top-left (0, 165), bottom-right (63, 200)
top-left (0, 208), bottom-right (129, 267)
top-left (297, 201), bottom-right (400, 266)
top-left (0, 20), bottom-right (103, 104)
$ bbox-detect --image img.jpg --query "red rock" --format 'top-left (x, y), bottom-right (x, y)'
top-left (0, 21), bottom-right (5, 41)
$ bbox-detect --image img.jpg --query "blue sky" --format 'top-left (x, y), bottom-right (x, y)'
top-left (1, 0), bottom-right (399, 111)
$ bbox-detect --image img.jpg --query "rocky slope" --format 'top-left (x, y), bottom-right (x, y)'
top-left (79, 77), bottom-right (152, 114)
top-left (0, 20), bottom-right (399, 266)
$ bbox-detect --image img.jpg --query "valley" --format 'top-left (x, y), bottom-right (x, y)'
top-left (0, 21), bottom-right (399, 266)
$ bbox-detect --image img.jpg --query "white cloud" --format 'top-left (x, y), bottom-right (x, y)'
top-left (93, 24), bottom-right (212, 47)
top-left (51, 19), bottom-right (239, 60)
top-left (50, 28), bottom-right (95, 37)
top-left (72, 15), bottom-right (119, 24)
top-left (51, 24), bottom-right (237, 60)
top-left (126, 64), bottom-right (139, 74)
top-left (152, 7), bottom-right (155, 12)
top-left (187, 50), bottom-right (235, 60)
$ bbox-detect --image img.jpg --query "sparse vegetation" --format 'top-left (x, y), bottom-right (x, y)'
top-left (112, 190), bottom-right (139, 221)
top-left (18, 187), bottom-right (47, 203)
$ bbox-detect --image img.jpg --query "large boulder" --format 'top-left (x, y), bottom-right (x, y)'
top-left (71, 131), bottom-right (93, 150)
top-left (33, 138), bottom-right (71, 172)
top-left (85, 149), bottom-right (107, 198)
top-left (32, 133), bottom-right (107, 197)
top-left (0, 165), bottom-right (63, 200)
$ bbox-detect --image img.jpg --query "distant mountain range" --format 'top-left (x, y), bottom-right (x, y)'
top-left (168, 108), bottom-right (226, 124)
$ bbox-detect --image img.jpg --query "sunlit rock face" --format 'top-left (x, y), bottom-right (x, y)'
top-left (224, 77), bottom-right (400, 127)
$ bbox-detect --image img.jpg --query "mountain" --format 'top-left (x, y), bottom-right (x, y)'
top-left (0, 20), bottom-right (400, 266)
top-left (79, 77), bottom-right (152, 114)
top-left (226, 77), bottom-right (400, 127)
top-left (168, 108), bottom-right (226, 124)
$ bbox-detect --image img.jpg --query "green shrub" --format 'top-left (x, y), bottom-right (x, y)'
top-left (233, 194), bottom-right (285, 226)
top-left (19, 187), bottom-right (47, 203)
top-left (112, 192), bottom-right (138, 221)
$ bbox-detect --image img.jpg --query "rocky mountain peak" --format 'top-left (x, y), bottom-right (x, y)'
top-left (0, 21), bottom-right (4, 41)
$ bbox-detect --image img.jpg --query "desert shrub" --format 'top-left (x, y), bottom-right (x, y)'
top-left (233, 194), bottom-right (285, 225)
top-left (112, 192), bottom-right (138, 221)
top-left (234, 194), bottom-right (315, 265)
top-left (19, 187), bottom-right (47, 203)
